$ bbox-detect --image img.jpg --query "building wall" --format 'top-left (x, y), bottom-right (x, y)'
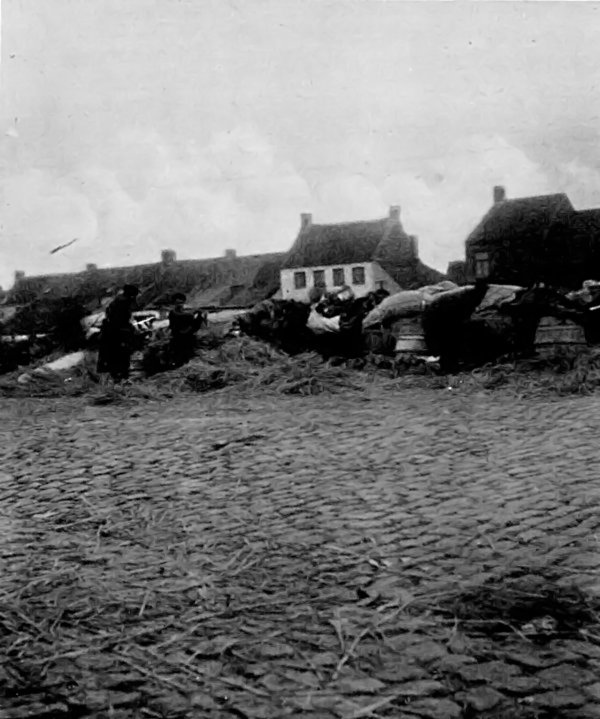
top-left (280, 262), bottom-right (399, 301)
top-left (464, 228), bottom-right (596, 289)
top-left (371, 262), bottom-right (401, 294)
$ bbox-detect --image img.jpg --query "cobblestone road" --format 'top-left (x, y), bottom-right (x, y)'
top-left (2, 387), bottom-right (600, 718)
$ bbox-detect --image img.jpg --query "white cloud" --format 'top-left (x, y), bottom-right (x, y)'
top-left (0, 125), bottom-right (313, 287)
top-left (3, 125), bottom-right (600, 291)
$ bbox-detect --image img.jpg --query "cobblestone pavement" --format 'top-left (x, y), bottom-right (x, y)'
top-left (2, 387), bottom-right (600, 718)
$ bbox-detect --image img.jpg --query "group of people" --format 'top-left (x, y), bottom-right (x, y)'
top-left (97, 285), bottom-right (206, 381)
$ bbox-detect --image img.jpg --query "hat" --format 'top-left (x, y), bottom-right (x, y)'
top-left (123, 284), bottom-right (139, 297)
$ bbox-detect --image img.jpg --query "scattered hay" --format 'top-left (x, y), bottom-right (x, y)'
top-left (6, 332), bottom-right (600, 402)
top-left (147, 337), bottom-right (368, 397)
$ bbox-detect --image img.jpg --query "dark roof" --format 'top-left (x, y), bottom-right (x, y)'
top-left (390, 260), bottom-right (446, 289)
top-left (566, 208), bottom-right (600, 238)
top-left (466, 193), bottom-right (574, 249)
top-left (282, 219), bottom-right (391, 268)
top-left (8, 252), bottom-right (286, 311)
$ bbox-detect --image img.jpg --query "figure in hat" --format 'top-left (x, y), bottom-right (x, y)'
top-left (97, 284), bottom-right (139, 381)
top-left (168, 293), bottom-right (204, 367)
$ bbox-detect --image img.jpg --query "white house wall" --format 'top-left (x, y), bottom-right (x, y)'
top-left (280, 262), bottom-right (399, 301)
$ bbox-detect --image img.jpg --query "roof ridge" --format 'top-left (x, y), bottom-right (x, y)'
top-left (498, 192), bottom-right (570, 204)
top-left (308, 217), bottom-right (388, 229)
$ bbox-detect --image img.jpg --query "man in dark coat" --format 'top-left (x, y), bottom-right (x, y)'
top-left (97, 284), bottom-right (139, 381)
top-left (168, 293), bottom-right (202, 367)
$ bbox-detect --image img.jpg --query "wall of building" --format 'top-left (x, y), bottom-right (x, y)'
top-left (280, 261), bottom-right (399, 301)
top-left (371, 262), bottom-right (401, 294)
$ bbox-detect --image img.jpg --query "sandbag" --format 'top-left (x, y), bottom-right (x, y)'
top-left (362, 290), bottom-right (426, 328)
top-left (420, 280), bottom-right (458, 296)
top-left (362, 282), bottom-right (458, 329)
top-left (307, 309), bottom-right (341, 334)
top-left (476, 284), bottom-right (522, 313)
top-left (426, 285), bottom-right (485, 316)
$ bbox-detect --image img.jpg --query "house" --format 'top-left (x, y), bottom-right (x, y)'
top-left (461, 185), bottom-right (600, 289)
top-left (5, 248), bottom-right (285, 332)
top-left (280, 206), bottom-right (445, 301)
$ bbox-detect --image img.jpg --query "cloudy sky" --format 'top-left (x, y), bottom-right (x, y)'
top-left (2, 0), bottom-right (600, 288)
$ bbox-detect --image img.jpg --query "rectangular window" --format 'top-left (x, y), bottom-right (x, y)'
top-left (475, 252), bottom-right (490, 279)
top-left (332, 267), bottom-right (345, 286)
top-left (313, 269), bottom-right (325, 287)
top-left (294, 271), bottom-right (307, 289)
top-left (352, 266), bottom-right (365, 285)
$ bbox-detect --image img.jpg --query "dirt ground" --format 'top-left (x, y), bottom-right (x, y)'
top-left (2, 385), bottom-right (600, 718)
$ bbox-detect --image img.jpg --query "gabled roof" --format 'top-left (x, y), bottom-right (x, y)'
top-left (282, 218), bottom-right (393, 269)
top-left (467, 193), bottom-right (574, 248)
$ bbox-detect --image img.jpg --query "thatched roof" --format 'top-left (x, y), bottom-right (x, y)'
top-left (466, 193), bottom-right (574, 250)
top-left (282, 219), bottom-right (391, 269)
top-left (8, 252), bottom-right (286, 311)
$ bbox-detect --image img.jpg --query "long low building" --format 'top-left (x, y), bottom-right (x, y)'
top-left (6, 248), bottom-right (285, 313)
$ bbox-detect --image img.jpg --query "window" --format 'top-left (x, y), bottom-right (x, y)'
top-left (352, 266), bottom-right (366, 285)
top-left (294, 271), bottom-right (307, 289)
top-left (475, 252), bottom-right (490, 279)
top-left (313, 269), bottom-right (325, 287)
top-left (332, 267), bottom-right (345, 286)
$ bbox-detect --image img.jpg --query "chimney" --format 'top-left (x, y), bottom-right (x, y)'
top-left (389, 205), bottom-right (400, 222)
top-left (86, 263), bottom-right (98, 272)
top-left (409, 235), bottom-right (419, 258)
top-left (300, 213), bottom-right (312, 231)
top-left (14, 270), bottom-right (25, 283)
top-left (224, 249), bottom-right (237, 260)
top-left (493, 186), bottom-right (506, 204)
top-left (161, 249), bottom-right (176, 265)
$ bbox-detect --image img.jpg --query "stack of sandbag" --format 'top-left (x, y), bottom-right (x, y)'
top-left (362, 281), bottom-right (457, 329)
top-left (458, 284), bottom-right (524, 363)
top-left (422, 282), bottom-right (489, 368)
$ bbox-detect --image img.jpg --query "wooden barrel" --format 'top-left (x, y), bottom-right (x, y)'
top-left (534, 317), bottom-right (587, 357)
top-left (390, 316), bottom-right (427, 354)
top-left (395, 335), bottom-right (428, 353)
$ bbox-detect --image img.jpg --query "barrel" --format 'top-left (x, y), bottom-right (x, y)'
top-left (534, 317), bottom-right (587, 357)
top-left (390, 316), bottom-right (427, 354)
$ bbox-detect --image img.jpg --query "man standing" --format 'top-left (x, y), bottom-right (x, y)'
top-left (97, 284), bottom-right (139, 381)
top-left (169, 293), bottom-right (201, 367)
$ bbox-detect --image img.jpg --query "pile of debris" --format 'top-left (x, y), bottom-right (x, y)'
top-left (236, 278), bottom-right (600, 372)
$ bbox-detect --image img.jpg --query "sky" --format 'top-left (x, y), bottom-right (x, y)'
top-left (3, 0), bottom-right (600, 288)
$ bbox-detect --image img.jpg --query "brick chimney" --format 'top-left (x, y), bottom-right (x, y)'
top-left (389, 205), bottom-right (400, 222)
top-left (493, 186), bottom-right (506, 204)
top-left (161, 249), bottom-right (176, 265)
top-left (86, 263), bottom-right (98, 272)
top-left (224, 249), bottom-right (237, 260)
top-left (300, 213), bottom-right (312, 231)
top-left (14, 270), bottom-right (25, 283)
